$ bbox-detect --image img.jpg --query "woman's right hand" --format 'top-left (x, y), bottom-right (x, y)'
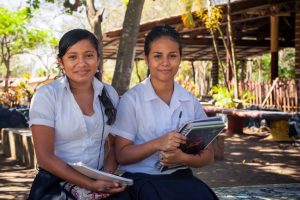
top-left (157, 131), bottom-right (186, 151)
top-left (92, 179), bottom-right (126, 194)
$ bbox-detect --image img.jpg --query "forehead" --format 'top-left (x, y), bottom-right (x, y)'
top-left (66, 39), bottom-right (97, 53)
top-left (149, 36), bottom-right (180, 52)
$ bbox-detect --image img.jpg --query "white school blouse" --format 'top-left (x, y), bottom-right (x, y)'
top-left (29, 76), bottom-right (119, 169)
top-left (111, 77), bottom-right (207, 174)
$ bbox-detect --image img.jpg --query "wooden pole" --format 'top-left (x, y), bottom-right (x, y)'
top-left (270, 15), bottom-right (279, 82)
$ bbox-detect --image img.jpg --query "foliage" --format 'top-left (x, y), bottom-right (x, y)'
top-left (130, 60), bottom-right (148, 86)
top-left (26, 0), bottom-right (85, 14)
top-left (210, 84), bottom-right (235, 108)
top-left (179, 0), bottom-right (222, 30)
top-left (195, 5), bottom-right (222, 31)
top-left (180, 0), bottom-right (194, 28)
top-left (279, 48), bottom-right (295, 79)
top-left (0, 6), bottom-right (56, 90)
top-left (0, 7), bottom-right (54, 49)
top-left (176, 74), bottom-right (197, 97)
top-left (0, 73), bottom-right (35, 107)
top-left (0, 89), bottom-right (20, 108)
top-left (176, 62), bottom-right (197, 97)
top-left (210, 84), bottom-right (255, 108)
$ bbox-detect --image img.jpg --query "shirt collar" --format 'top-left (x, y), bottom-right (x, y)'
top-left (143, 77), bottom-right (190, 102)
top-left (61, 76), bottom-right (104, 95)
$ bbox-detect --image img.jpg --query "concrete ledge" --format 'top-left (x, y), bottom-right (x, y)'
top-left (1, 128), bottom-right (36, 168)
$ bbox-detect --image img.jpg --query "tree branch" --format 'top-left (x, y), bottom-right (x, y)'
top-left (63, 0), bottom-right (82, 11)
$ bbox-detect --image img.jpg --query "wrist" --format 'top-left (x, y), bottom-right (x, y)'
top-left (152, 137), bottom-right (162, 151)
top-left (85, 179), bottom-right (97, 191)
top-left (181, 152), bottom-right (190, 166)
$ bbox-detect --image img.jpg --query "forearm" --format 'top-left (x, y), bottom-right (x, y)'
top-left (37, 154), bottom-right (95, 190)
top-left (182, 144), bottom-right (214, 168)
top-left (116, 137), bottom-right (160, 164)
top-left (103, 145), bottom-right (118, 173)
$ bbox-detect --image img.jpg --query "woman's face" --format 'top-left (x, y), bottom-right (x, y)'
top-left (145, 36), bottom-right (181, 84)
top-left (58, 39), bottom-right (99, 85)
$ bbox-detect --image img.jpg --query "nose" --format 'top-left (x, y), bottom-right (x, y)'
top-left (77, 56), bottom-right (86, 66)
top-left (161, 55), bottom-right (170, 66)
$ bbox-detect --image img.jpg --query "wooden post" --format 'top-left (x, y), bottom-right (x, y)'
top-left (270, 15), bottom-right (279, 82)
top-left (295, 1), bottom-right (300, 110)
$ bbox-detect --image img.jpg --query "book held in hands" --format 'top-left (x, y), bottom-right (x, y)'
top-left (179, 116), bottom-right (225, 154)
top-left (68, 162), bottom-right (134, 186)
top-left (157, 116), bottom-right (225, 172)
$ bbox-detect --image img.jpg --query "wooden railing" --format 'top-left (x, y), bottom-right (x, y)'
top-left (238, 79), bottom-right (299, 112)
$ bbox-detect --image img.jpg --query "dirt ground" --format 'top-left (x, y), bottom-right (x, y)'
top-left (195, 128), bottom-right (300, 188)
top-left (0, 128), bottom-right (300, 199)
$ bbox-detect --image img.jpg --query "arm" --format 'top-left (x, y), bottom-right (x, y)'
top-left (158, 97), bottom-right (214, 168)
top-left (32, 125), bottom-right (124, 193)
top-left (103, 134), bottom-right (118, 173)
top-left (115, 132), bottom-right (186, 165)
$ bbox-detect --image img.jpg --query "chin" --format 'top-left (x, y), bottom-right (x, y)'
top-left (71, 75), bottom-right (94, 83)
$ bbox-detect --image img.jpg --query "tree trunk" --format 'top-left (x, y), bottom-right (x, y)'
top-left (4, 59), bottom-right (10, 91)
top-left (112, 0), bottom-right (145, 95)
top-left (86, 0), bottom-right (104, 81)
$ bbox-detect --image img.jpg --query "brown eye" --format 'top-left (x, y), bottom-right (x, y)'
top-left (68, 55), bottom-right (76, 60)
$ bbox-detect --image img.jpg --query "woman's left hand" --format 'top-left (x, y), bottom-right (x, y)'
top-left (159, 149), bottom-right (186, 166)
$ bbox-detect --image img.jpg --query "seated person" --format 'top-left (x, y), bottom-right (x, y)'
top-left (110, 25), bottom-right (219, 200)
top-left (28, 29), bottom-right (125, 200)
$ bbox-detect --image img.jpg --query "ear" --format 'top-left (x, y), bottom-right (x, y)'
top-left (57, 57), bottom-right (63, 69)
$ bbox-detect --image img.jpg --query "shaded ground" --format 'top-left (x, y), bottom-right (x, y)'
top-left (0, 128), bottom-right (300, 199)
top-left (194, 128), bottom-right (300, 188)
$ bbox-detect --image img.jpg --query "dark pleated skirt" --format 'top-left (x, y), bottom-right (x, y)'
top-left (108, 168), bottom-right (219, 200)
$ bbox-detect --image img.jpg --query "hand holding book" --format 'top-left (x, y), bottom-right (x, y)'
top-left (178, 116), bottom-right (225, 154)
top-left (156, 116), bottom-right (225, 172)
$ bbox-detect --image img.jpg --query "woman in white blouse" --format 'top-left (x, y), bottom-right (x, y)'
top-left (111, 25), bottom-right (219, 200)
top-left (28, 29), bottom-right (125, 199)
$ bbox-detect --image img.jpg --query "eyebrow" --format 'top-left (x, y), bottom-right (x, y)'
top-left (66, 50), bottom-right (96, 54)
top-left (152, 51), bottom-right (178, 54)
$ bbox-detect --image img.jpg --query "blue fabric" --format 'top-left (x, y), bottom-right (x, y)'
top-left (113, 169), bottom-right (219, 200)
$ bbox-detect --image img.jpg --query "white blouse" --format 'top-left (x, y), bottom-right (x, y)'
top-left (29, 76), bottom-right (119, 169)
top-left (111, 77), bottom-right (207, 174)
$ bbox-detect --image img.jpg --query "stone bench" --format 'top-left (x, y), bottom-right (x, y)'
top-left (1, 128), bottom-right (36, 168)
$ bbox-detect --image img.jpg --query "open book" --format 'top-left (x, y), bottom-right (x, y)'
top-left (157, 116), bottom-right (225, 172)
top-left (68, 162), bottom-right (133, 186)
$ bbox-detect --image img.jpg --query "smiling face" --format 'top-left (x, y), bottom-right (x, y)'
top-left (145, 36), bottom-right (181, 84)
top-left (58, 39), bottom-right (99, 86)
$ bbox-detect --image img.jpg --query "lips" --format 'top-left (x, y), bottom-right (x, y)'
top-left (74, 69), bottom-right (90, 75)
top-left (158, 68), bottom-right (171, 73)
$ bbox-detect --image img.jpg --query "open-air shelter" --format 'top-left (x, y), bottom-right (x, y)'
top-left (102, 0), bottom-right (300, 112)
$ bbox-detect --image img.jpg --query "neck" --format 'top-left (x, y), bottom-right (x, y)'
top-left (68, 79), bottom-right (93, 94)
top-left (150, 78), bottom-right (174, 105)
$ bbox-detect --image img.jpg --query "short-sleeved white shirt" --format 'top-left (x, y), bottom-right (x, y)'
top-left (111, 77), bottom-right (207, 174)
top-left (29, 76), bottom-right (119, 169)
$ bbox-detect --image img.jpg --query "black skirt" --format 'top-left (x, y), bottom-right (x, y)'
top-left (108, 168), bottom-right (219, 200)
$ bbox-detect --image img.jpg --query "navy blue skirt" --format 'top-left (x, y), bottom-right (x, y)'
top-left (108, 168), bottom-right (219, 200)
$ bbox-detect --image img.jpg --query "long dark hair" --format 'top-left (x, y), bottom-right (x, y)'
top-left (58, 29), bottom-right (116, 125)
